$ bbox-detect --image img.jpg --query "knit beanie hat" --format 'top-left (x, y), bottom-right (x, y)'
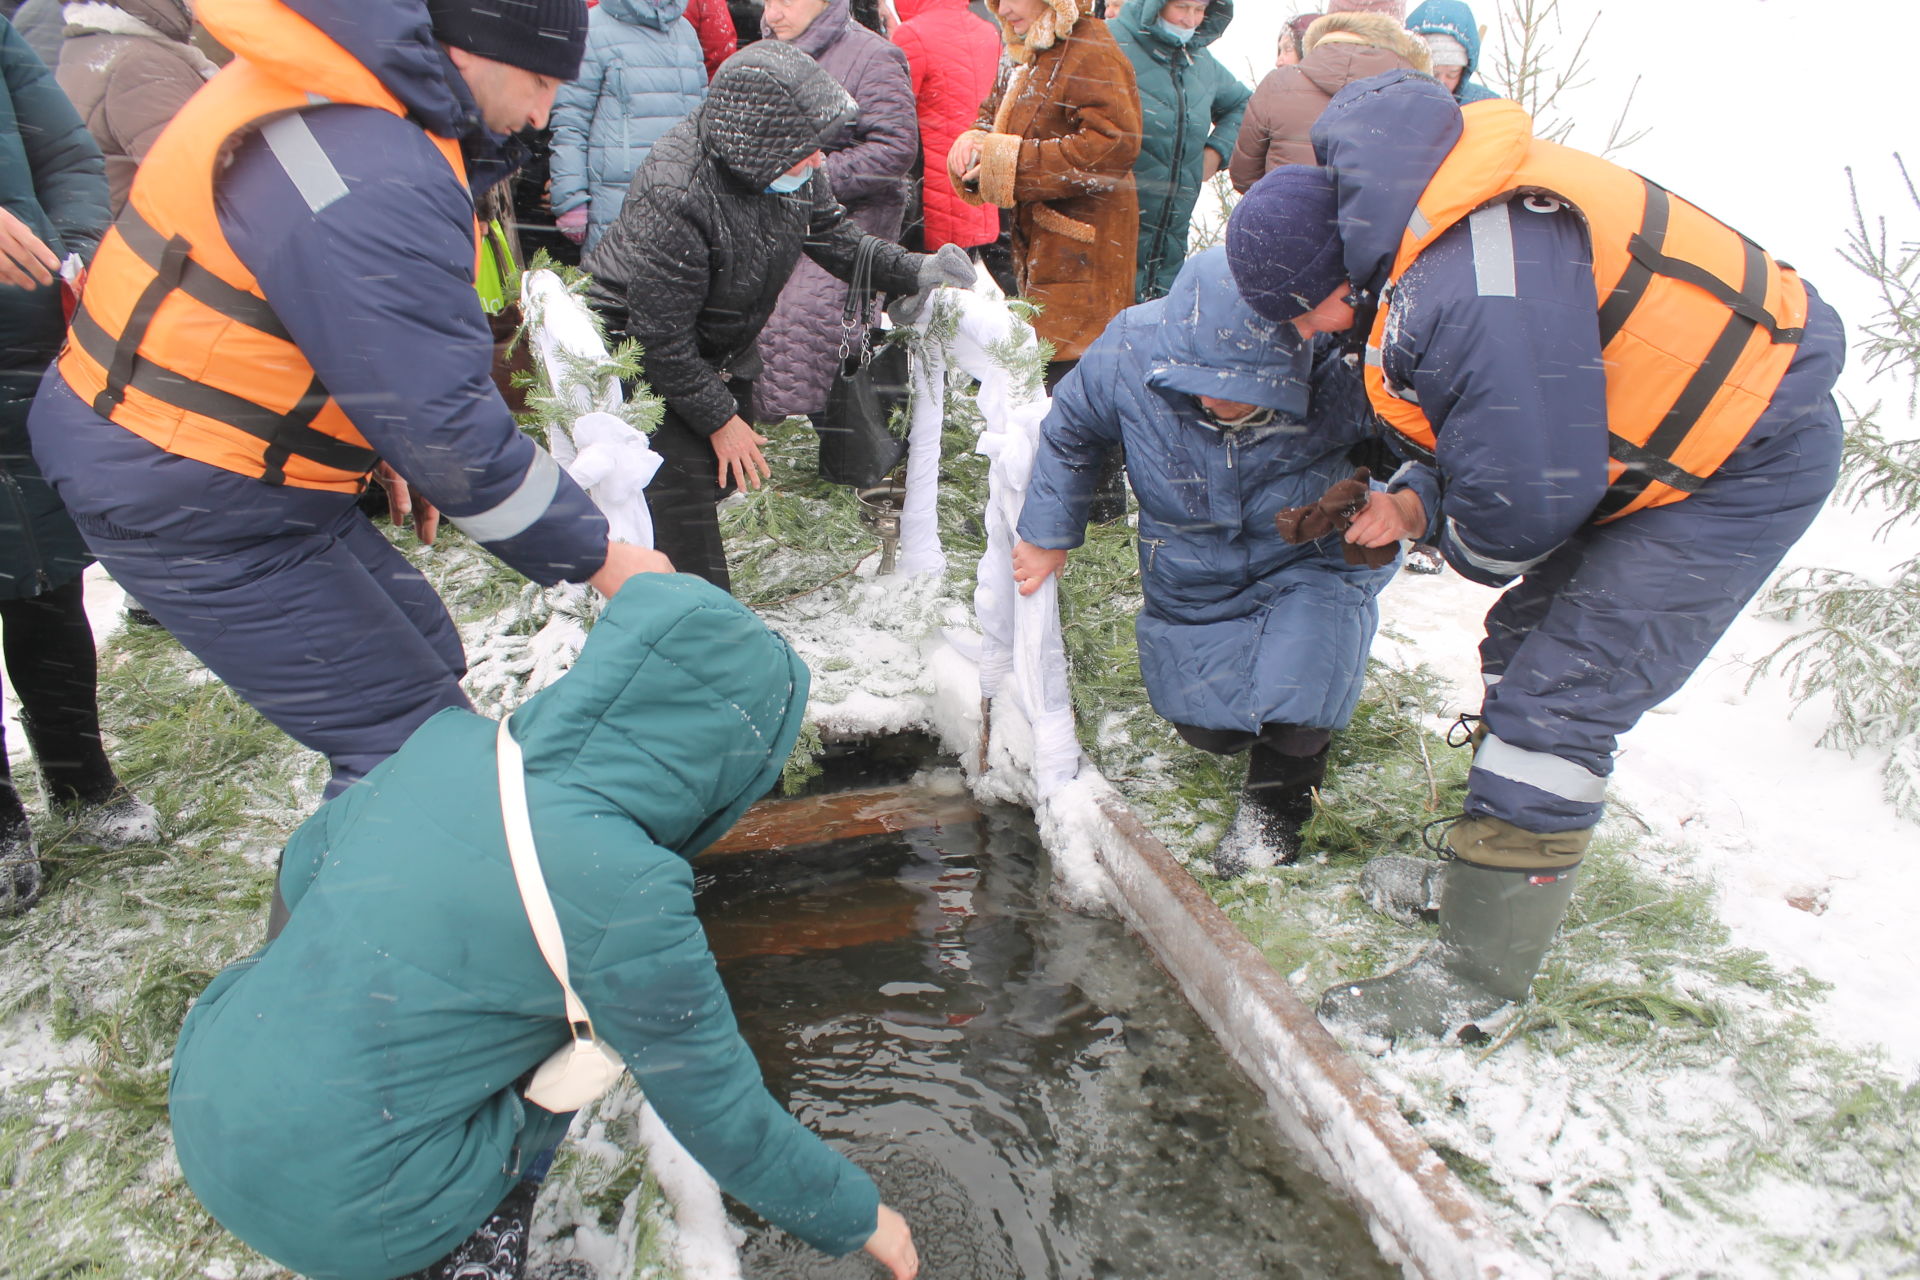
top-left (1424, 32), bottom-right (1469, 68)
top-left (426, 0), bottom-right (590, 80)
top-left (1225, 166), bottom-right (1346, 322)
top-left (1326, 0), bottom-right (1404, 15)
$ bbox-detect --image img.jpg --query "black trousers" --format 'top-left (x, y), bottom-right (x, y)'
top-left (647, 379), bottom-right (755, 593)
top-left (1173, 721), bottom-right (1332, 759)
top-left (0, 576), bottom-right (118, 829)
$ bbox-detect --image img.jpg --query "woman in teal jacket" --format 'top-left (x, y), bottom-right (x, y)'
top-left (169, 575), bottom-right (916, 1280)
top-left (1109, 0), bottom-right (1249, 301)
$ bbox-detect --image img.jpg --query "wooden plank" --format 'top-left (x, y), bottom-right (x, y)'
top-left (1082, 784), bottom-right (1541, 1280)
top-left (702, 786), bottom-right (981, 857)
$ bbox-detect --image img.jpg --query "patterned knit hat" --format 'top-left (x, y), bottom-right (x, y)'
top-left (1326, 0), bottom-right (1404, 15)
top-left (1424, 32), bottom-right (1470, 68)
top-left (426, 0), bottom-right (590, 80)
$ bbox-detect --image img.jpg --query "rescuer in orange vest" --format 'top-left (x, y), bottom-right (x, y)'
top-left (1224, 71), bottom-right (1845, 1041)
top-left (26, 0), bottom-right (672, 802)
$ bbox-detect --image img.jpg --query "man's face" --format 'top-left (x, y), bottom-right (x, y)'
top-left (764, 0), bottom-right (831, 40)
top-left (996, 0), bottom-right (1047, 37)
top-left (1159, 0), bottom-right (1207, 30)
top-left (1435, 65), bottom-right (1464, 91)
top-left (446, 46), bottom-right (563, 135)
top-left (1291, 284), bottom-right (1357, 340)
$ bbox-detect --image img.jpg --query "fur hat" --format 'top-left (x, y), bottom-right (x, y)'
top-left (1225, 166), bottom-right (1346, 323)
top-left (1325, 0), bottom-right (1404, 15)
top-left (425, 0), bottom-right (589, 81)
top-left (990, 0), bottom-right (1089, 63)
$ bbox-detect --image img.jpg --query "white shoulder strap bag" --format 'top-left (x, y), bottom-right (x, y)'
top-left (497, 717), bottom-right (627, 1113)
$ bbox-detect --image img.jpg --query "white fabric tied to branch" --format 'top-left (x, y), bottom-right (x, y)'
top-left (565, 412), bottom-right (662, 549)
top-left (519, 270), bottom-right (659, 548)
top-left (899, 289), bottom-right (1080, 800)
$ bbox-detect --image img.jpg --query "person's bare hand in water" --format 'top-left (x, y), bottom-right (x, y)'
top-left (864, 1204), bottom-right (919, 1279)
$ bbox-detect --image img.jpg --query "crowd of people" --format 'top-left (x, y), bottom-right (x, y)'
top-left (0, 1), bottom-right (1848, 1279)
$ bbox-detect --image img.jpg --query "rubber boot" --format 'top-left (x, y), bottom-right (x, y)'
top-left (1319, 816), bottom-right (1589, 1041)
top-left (1357, 855), bottom-right (1442, 925)
top-left (1211, 745), bottom-right (1326, 878)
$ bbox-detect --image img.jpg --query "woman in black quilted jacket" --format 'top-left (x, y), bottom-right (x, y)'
top-left (583, 39), bottom-right (971, 590)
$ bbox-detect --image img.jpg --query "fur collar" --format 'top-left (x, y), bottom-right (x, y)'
top-left (62, 2), bottom-right (219, 77)
top-left (1304, 10), bottom-right (1432, 74)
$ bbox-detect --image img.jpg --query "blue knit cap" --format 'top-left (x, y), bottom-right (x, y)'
top-left (1226, 165), bottom-right (1346, 323)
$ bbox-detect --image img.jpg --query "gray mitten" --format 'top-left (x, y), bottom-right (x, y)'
top-left (891, 244), bottom-right (977, 323)
top-left (919, 242), bottom-right (976, 290)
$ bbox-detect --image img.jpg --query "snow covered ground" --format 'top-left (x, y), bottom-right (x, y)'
top-left (3, 3), bottom-right (1915, 1276)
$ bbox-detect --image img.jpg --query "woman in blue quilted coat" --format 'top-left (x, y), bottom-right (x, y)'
top-left (550, 0), bottom-right (709, 253)
top-left (1014, 248), bottom-right (1396, 877)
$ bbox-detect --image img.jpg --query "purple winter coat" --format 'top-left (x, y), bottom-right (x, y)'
top-left (753, 0), bottom-right (917, 420)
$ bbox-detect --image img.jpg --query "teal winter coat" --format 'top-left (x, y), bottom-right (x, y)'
top-left (0, 16), bottom-right (107, 600)
top-left (1109, 0), bottom-right (1249, 301)
top-left (169, 575), bottom-right (880, 1280)
top-left (1405, 0), bottom-right (1499, 104)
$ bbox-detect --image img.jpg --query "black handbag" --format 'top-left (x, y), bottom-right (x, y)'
top-left (813, 237), bottom-right (911, 489)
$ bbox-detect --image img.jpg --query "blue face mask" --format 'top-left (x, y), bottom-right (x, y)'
top-left (1157, 19), bottom-right (1196, 45)
top-left (766, 170), bottom-right (811, 194)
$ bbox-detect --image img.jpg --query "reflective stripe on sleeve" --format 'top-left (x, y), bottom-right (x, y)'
top-left (451, 449), bottom-right (563, 544)
top-left (1473, 733), bottom-right (1609, 804)
top-left (1444, 515), bottom-right (1548, 578)
top-left (1469, 201), bottom-right (1517, 298)
top-left (261, 115), bottom-right (350, 214)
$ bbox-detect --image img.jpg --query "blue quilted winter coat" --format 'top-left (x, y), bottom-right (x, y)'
top-left (1018, 248), bottom-right (1395, 734)
top-left (550, 0), bottom-right (708, 252)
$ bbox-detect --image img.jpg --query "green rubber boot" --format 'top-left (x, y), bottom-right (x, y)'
top-left (1320, 817), bottom-right (1588, 1042)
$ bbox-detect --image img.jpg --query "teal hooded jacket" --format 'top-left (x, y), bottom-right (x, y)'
top-left (1109, 0), bottom-right (1250, 302)
top-left (169, 575), bottom-right (879, 1279)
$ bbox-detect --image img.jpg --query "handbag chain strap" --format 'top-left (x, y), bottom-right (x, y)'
top-left (838, 235), bottom-right (881, 369)
top-left (497, 717), bottom-right (596, 1046)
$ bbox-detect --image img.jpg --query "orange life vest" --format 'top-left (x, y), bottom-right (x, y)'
top-left (57, 0), bottom-right (477, 493)
top-left (1363, 99), bottom-right (1807, 522)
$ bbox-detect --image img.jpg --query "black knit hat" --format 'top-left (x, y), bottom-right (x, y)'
top-left (426, 0), bottom-right (589, 81)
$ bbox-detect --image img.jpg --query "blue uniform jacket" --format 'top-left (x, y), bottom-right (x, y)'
top-left (28, 0), bottom-right (610, 587)
top-left (1018, 248), bottom-right (1395, 734)
top-left (1310, 72), bottom-right (1847, 590)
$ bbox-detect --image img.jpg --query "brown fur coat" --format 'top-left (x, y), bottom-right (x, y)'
top-left (949, 0), bottom-right (1141, 361)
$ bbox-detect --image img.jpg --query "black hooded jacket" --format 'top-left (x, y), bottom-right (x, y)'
top-left (584, 41), bottom-right (922, 435)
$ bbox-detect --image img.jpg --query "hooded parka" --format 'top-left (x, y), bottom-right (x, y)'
top-left (581, 40), bottom-right (925, 586)
top-left (890, 0), bottom-right (1002, 251)
top-left (1227, 10), bottom-right (1426, 193)
top-left (1405, 0), bottom-right (1498, 104)
top-left (1018, 249), bottom-right (1393, 733)
top-left (953, 0), bottom-right (1141, 362)
top-left (754, 0), bottom-right (917, 419)
top-left (1276, 72), bottom-right (1846, 834)
top-left (55, 0), bottom-right (218, 214)
top-left (0, 13), bottom-right (107, 601)
top-left (549, 0), bottom-right (708, 253)
top-left (28, 0), bottom-right (610, 795)
top-left (1108, 0), bottom-right (1248, 301)
top-left (170, 575), bottom-right (882, 1280)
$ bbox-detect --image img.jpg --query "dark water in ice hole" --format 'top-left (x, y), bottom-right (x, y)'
top-left (696, 802), bottom-right (1395, 1280)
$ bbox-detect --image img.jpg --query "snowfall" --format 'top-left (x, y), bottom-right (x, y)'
top-left (2, 1), bottom-right (1916, 1278)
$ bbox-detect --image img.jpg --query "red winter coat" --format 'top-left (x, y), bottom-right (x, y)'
top-left (893, 0), bottom-right (1001, 249)
top-left (682, 0), bottom-right (738, 78)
